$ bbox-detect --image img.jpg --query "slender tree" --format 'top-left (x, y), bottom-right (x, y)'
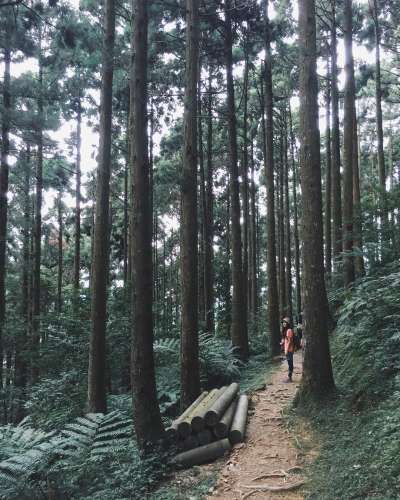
top-left (0, 13), bottom-right (11, 383)
top-left (131, 0), bottom-right (164, 448)
top-left (204, 69), bottom-right (214, 335)
top-left (73, 96), bottom-right (82, 301)
top-left (180, 0), bottom-right (201, 409)
top-left (57, 190), bottom-right (63, 314)
top-left (343, 0), bottom-right (356, 286)
top-left (31, 28), bottom-right (44, 384)
top-left (225, 0), bottom-right (248, 359)
top-left (288, 104), bottom-right (301, 318)
top-left (87, 0), bottom-right (115, 413)
top-left (370, 0), bottom-right (389, 249)
top-left (263, 0), bottom-right (280, 355)
top-left (298, 0), bottom-right (335, 396)
top-left (330, 0), bottom-right (342, 264)
top-left (325, 55), bottom-right (332, 275)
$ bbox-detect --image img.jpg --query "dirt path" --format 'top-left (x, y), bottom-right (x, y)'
top-left (207, 352), bottom-right (312, 500)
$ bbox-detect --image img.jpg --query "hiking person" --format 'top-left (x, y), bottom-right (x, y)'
top-left (280, 317), bottom-right (294, 382)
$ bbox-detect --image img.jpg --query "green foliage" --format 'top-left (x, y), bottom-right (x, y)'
top-left (303, 262), bottom-right (400, 500)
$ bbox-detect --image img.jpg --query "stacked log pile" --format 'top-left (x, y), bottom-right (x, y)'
top-left (167, 383), bottom-right (249, 467)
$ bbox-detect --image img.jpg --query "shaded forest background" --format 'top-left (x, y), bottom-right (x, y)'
top-left (0, 0), bottom-right (399, 498)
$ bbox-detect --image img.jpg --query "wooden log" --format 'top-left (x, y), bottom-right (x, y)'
top-left (171, 391), bottom-right (208, 438)
top-left (182, 434), bottom-right (199, 451)
top-left (190, 387), bottom-right (225, 432)
top-left (229, 394), bottom-right (248, 444)
top-left (197, 429), bottom-right (213, 446)
top-left (172, 438), bottom-right (232, 467)
top-left (205, 382), bottom-right (239, 426)
top-left (214, 397), bottom-right (238, 439)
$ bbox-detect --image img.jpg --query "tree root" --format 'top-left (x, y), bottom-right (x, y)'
top-left (240, 480), bottom-right (306, 492)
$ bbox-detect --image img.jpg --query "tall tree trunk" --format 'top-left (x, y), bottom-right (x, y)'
top-left (278, 131), bottom-right (286, 316)
top-left (15, 146), bottom-right (31, 421)
top-left (343, 0), bottom-right (356, 286)
top-left (353, 114), bottom-right (365, 276)
top-left (241, 54), bottom-right (250, 324)
top-left (283, 109), bottom-right (293, 321)
top-left (298, 0), bottom-right (335, 397)
top-left (73, 97), bottom-right (82, 302)
top-left (87, 0), bottom-right (115, 413)
top-left (57, 191), bottom-right (63, 314)
top-left (330, 0), bottom-right (342, 263)
top-left (180, 0), bottom-right (201, 409)
top-left (325, 58), bottom-right (332, 276)
top-left (288, 105), bottom-right (301, 318)
top-left (264, 0), bottom-right (280, 355)
top-left (131, 0), bottom-right (164, 447)
top-left (198, 85), bottom-right (206, 325)
top-left (204, 69), bottom-right (214, 335)
top-left (370, 0), bottom-right (389, 251)
top-left (249, 140), bottom-right (258, 327)
top-left (0, 29), bottom-right (11, 384)
top-left (225, 0), bottom-right (248, 359)
top-left (32, 32), bottom-right (43, 384)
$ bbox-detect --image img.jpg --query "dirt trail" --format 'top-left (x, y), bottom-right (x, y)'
top-left (207, 352), bottom-right (312, 500)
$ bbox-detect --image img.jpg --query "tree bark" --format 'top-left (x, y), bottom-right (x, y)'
top-left (263, 0), bottom-right (280, 355)
top-left (130, 0), bottom-right (164, 449)
top-left (57, 190), bottom-right (63, 314)
top-left (325, 57), bottom-right (332, 276)
top-left (0, 28), bottom-right (11, 384)
top-left (278, 131), bottom-right (286, 316)
top-left (225, 0), bottom-right (248, 359)
top-left (371, 0), bottom-right (389, 250)
top-left (353, 114), bottom-right (365, 276)
top-left (298, 0), bottom-right (335, 397)
top-left (283, 109), bottom-right (293, 320)
top-left (204, 69), bottom-right (214, 335)
top-left (73, 97), bottom-right (82, 303)
top-left (31, 32), bottom-right (43, 384)
top-left (343, 0), bottom-right (356, 286)
top-left (180, 0), bottom-right (201, 409)
top-left (14, 146), bottom-right (31, 421)
top-left (288, 105), bottom-right (301, 317)
top-left (87, 0), bottom-right (115, 413)
top-left (249, 140), bottom-right (258, 326)
top-left (241, 55), bottom-right (250, 324)
top-left (330, 0), bottom-right (342, 263)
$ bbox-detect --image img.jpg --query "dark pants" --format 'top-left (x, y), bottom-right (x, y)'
top-left (286, 352), bottom-right (294, 379)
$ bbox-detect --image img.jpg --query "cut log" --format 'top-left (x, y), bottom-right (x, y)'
top-left (205, 382), bottom-right (239, 426)
top-left (182, 435), bottom-right (199, 451)
top-left (191, 387), bottom-right (225, 432)
top-left (166, 391), bottom-right (208, 440)
top-left (214, 397), bottom-right (238, 439)
top-left (172, 438), bottom-right (231, 467)
top-left (197, 429), bottom-right (213, 446)
top-left (229, 394), bottom-right (248, 444)
top-left (173, 391), bottom-right (208, 438)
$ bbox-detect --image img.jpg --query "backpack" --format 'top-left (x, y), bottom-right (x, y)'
top-left (293, 330), bottom-right (301, 350)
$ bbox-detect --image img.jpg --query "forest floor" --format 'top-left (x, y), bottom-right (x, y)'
top-left (205, 351), bottom-right (316, 500)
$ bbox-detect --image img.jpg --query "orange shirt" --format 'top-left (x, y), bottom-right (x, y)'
top-left (284, 328), bottom-right (294, 354)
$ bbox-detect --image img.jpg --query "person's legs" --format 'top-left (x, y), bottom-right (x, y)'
top-left (286, 352), bottom-right (294, 380)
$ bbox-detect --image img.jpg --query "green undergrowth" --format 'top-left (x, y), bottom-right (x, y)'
top-left (299, 263), bottom-right (400, 500)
